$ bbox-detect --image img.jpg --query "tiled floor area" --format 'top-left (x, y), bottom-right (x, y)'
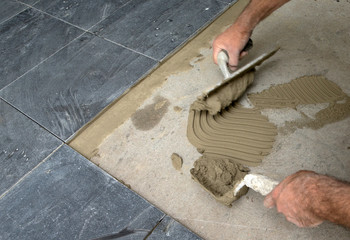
top-left (0, 0), bottom-right (236, 238)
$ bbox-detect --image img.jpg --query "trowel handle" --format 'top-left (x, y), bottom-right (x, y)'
top-left (244, 174), bottom-right (279, 196)
top-left (217, 38), bottom-right (253, 79)
top-left (217, 51), bottom-right (231, 79)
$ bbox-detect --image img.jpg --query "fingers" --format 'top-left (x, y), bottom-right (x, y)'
top-left (239, 51), bottom-right (249, 59)
top-left (264, 193), bottom-right (275, 208)
top-left (227, 51), bottom-right (240, 71)
top-left (212, 44), bottom-right (221, 65)
top-left (263, 179), bottom-right (287, 208)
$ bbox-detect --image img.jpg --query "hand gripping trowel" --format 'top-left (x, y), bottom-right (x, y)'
top-left (193, 43), bottom-right (280, 115)
top-left (208, 45), bottom-right (280, 96)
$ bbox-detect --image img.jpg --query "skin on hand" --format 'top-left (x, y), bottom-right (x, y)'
top-left (212, 0), bottom-right (291, 71)
top-left (212, 25), bottom-right (251, 71)
top-left (264, 170), bottom-right (325, 227)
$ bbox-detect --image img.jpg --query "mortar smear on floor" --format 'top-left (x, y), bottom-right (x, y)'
top-left (187, 75), bottom-right (350, 206)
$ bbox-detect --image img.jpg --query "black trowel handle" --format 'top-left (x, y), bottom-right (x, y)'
top-left (242, 38), bottom-right (253, 53)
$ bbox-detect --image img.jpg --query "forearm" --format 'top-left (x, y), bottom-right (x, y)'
top-left (313, 176), bottom-right (350, 227)
top-left (232, 0), bottom-right (291, 35)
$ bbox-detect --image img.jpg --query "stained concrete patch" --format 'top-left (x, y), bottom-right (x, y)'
top-left (173, 106), bottom-right (182, 112)
top-left (131, 96), bottom-right (170, 131)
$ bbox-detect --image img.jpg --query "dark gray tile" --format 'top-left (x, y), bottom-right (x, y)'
top-left (0, 0), bottom-right (27, 24)
top-left (0, 99), bottom-right (61, 196)
top-left (148, 215), bottom-right (202, 240)
top-left (0, 8), bottom-right (83, 89)
top-left (33, 0), bottom-right (131, 30)
top-left (92, 0), bottom-right (228, 60)
top-left (0, 145), bottom-right (165, 240)
top-left (0, 33), bottom-right (158, 141)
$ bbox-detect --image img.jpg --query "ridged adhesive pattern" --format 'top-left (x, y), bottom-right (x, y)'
top-left (187, 104), bottom-right (277, 166)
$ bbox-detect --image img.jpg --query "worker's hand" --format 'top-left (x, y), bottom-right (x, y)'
top-left (264, 170), bottom-right (324, 227)
top-left (212, 25), bottom-right (251, 71)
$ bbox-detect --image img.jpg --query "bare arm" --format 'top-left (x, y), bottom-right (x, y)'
top-left (212, 0), bottom-right (290, 70)
top-left (264, 170), bottom-right (350, 228)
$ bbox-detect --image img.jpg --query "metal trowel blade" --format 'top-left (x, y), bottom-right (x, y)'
top-left (204, 47), bottom-right (280, 97)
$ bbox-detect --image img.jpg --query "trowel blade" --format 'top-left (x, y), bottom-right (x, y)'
top-left (204, 47), bottom-right (280, 97)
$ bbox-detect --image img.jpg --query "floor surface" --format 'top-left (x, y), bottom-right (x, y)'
top-left (87, 0), bottom-right (350, 239)
top-left (0, 0), bottom-right (236, 239)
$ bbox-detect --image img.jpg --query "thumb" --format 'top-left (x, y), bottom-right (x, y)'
top-left (264, 192), bottom-right (276, 208)
top-left (212, 45), bottom-right (222, 65)
top-left (227, 50), bottom-right (240, 71)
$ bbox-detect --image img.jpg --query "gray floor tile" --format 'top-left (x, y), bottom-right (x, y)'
top-left (0, 0), bottom-right (27, 24)
top-left (32, 0), bottom-right (131, 30)
top-left (0, 33), bottom-right (158, 141)
top-left (0, 99), bottom-right (61, 196)
top-left (148, 215), bottom-right (202, 240)
top-left (91, 0), bottom-right (228, 61)
top-left (0, 145), bottom-right (165, 240)
top-left (0, 8), bottom-right (83, 89)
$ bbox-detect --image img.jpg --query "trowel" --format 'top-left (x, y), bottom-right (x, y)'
top-left (233, 173), bottom-right (279, 197)
top-left (206, 45), bottom-right (280, 96)
top-left (194, 42), bottom-right (280, 115)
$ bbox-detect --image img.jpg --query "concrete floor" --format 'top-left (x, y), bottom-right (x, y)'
top-left (73, 0), bottom-right (350, 239)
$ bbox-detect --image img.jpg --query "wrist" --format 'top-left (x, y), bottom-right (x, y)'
top-left (310, 176), bottom-right (350, 227)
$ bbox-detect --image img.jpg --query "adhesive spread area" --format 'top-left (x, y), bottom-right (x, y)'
top-left (249, 75), bottom-right (350, 133)
top-left (249, 75), bottom-right (346, 108)
top-left (187, 104), bottom-right (277, 167)
top-left (188, 75), bottom-right (350, 205)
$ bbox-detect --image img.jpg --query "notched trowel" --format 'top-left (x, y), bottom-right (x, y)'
top-left (233, 173), bottom-right (279, 197)
top-left (209, 46), bottom-right (279, 95)
top-left (191, 44), bottom-right (280, 115)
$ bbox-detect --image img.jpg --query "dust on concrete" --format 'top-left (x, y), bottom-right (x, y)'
top-left (131, 96), bottom-right (170, 131)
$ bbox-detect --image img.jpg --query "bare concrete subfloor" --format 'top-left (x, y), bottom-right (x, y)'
top-left (71, 0), bottom-right (350, 239)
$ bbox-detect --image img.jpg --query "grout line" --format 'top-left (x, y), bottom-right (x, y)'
top-left (98, 36), bottom-right (159, 62)
top-left (86, 0), bottom-right (135, 32)
top-left (18, 2), bottom-right (88, 32)
top-left (0, 4), bottom-right (29, 26)
top-left (143, 214), bottom-right (167, 239)
top-left (0, 97), bottom-right (65, 142)
top-left (16, 0), bottom-right (41, 6)
top-left (0, 143), bottom-right (64, 200)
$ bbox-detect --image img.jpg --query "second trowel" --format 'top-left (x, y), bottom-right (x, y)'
top-left (191, 47), bottom-right (280, 115)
